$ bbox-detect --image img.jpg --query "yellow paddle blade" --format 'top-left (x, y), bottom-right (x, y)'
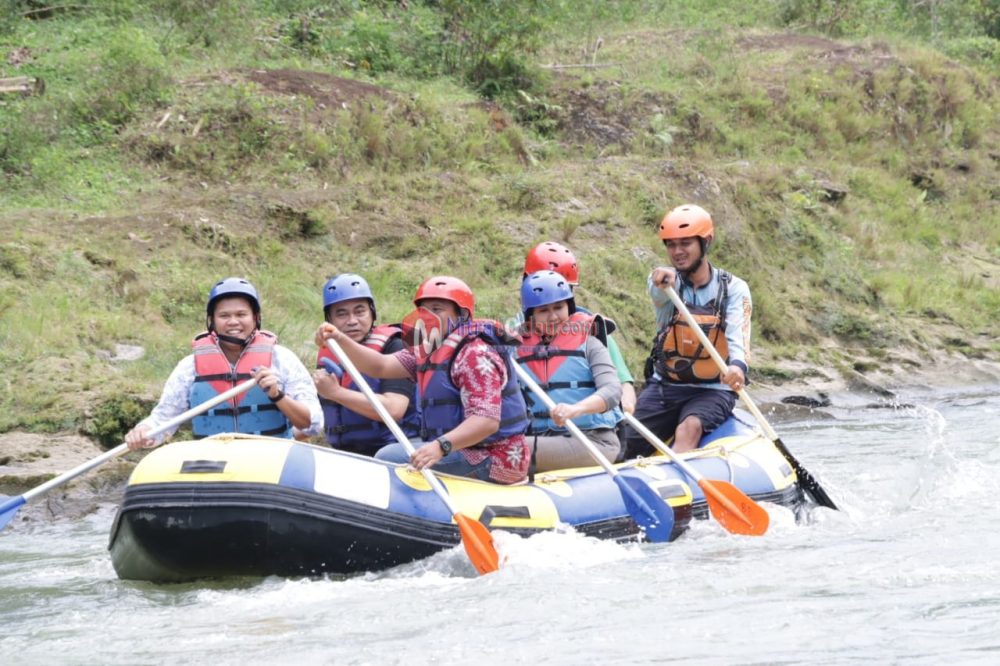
top-left (454, 513), bottom-right (500, 575)
top-left (699, 479), bottom-right (770, 536)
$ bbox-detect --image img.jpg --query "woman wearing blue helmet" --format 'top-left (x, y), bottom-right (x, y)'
top-left (515, 270), bottom-right (624, 471)
top-left (125, 277), bottom-right (322, 449)
top-left (312, 273), bottom-right (419, 455)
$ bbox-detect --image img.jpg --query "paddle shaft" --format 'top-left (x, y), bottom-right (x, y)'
top-left (2, 377), bottom-right (259, 520)
top-left (511, 362), bottom-right (619, 478)
top-left (661, 284), bottom-right (837, 509)
top-left (512, 360), bottom-right (674, 541)
top-left (628, 409), bottom-right (771, 536)
top-left (622, 412), bottom-right (707, 483)
top-left (324, 338), bottom-right (461, 517)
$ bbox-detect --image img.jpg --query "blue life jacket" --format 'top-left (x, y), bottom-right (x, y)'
top-left (316, 325), bottom-right (419, 455)
top-left (189, 330), bottom-right (292, 438)
top-left (516, 312), bottom-right (623, 433)
top-left (415, 320), bottom-right (529, 444)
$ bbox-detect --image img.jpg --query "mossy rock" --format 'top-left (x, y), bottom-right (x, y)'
top-left (81, 395), bottom-right (157, 450)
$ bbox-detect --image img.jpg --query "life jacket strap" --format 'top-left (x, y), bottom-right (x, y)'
top-left (328, 422), bottom-right (381, 434)
top-left (212, 403), bottom-right (281, 417)
top-left (543, 380), bottom-right (596, 390)
top-left (516, 348), bottom-right (586, 363)
top-left (194, 371), bottom-right (254, 383)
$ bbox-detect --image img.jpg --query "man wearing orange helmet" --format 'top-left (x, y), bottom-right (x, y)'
top-left (625, 204), bottom-right (752, 455)
top-left (315, 276), bottom-right (531, 484)
top-left (523, 241), bottom-right (637, 416)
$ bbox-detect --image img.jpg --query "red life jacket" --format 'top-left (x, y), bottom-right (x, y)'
top-left (189, 330), bottom-right (291, 438)
top-left (517, 312), bottom-right (622, 433)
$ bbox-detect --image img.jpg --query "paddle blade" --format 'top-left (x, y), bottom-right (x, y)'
top-left (614, 475), bottom-right (675, 543)
top-left (772, 437), bottom-right (838, 510)
top-left (453, 513), bottom-right (500, 575)
top-left (0, 495), bottom-right (25, 531)
top-left (699, 479), bottom-right (769, 536)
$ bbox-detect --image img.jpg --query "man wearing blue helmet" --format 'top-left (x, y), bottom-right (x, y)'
top-left (125, 277), bottom-right (321, 449)
top-left (515, 270), bottom-right (624, 471)
top-left (312, 274), bottom-right (419, 455)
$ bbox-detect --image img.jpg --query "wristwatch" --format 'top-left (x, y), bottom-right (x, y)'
top-left (436, 437), bottom-right (453, 456)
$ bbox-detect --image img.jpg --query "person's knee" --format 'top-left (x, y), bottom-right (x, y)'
top-left (374, 444), bottom-right (406, 463)
top-left (676, 416), bottom-right (703, 440)
top-left (604, 441), bottom-right (622, 464)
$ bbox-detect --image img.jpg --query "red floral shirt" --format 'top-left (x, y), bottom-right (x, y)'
top-left (395, 340), bottom-right (529, 484)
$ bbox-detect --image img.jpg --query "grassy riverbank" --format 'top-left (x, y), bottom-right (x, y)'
top-left (1, 1), bottom-right (998, 444)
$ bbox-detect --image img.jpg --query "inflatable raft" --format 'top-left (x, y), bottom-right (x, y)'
top-left (109, 413), bottom-right (802, 581)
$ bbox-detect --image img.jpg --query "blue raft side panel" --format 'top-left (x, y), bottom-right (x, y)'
top-left (269, 412), bottom-right (783, 530)
top-left (274, 446), bottom-right (685, 532)
top-left (535, 472), bottom-right (638, 526)
top-left (278, 443), bottom-right (317, 490)
top-left (699, 409), bottom-right (758, 446)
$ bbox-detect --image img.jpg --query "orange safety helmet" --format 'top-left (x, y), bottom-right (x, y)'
top-left (658, 204), bottom-right (715, 242)
top-left (413, 275), bottom-right (475, 319)
top-left (523, 241), bottom-right (580, 286)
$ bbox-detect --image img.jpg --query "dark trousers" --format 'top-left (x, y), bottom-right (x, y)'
top-left (624, 380), bottom-right (737, 458)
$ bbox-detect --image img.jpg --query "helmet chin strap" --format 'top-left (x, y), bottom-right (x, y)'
top-left (207, 312), bottom-right (260, 349)
top-left (216, 332), bottom-right (253, 348)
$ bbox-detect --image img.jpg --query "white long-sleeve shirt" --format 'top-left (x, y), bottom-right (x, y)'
top-left (138, 345), bottom-right (322, 444)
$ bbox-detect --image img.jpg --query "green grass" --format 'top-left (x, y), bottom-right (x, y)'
top-left (1, 0), bottom-right (998, 435)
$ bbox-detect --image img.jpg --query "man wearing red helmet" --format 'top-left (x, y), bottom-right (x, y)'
top-left (523, 241), bottom-right (637, 417)
top-left (625, 204), bottom-right (752, 455)
top-left (315, 276), bottom-right (531, 484)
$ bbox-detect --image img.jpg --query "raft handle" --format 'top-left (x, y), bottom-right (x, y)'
top-left (478, 505), bottom-right (531, 526)
top-left (180, 460), bottom-right (228, 474)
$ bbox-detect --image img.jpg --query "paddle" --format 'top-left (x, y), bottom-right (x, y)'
top-left (0, 377), bottom-right (260, 531)
top-left (511, 362), bottom-right (675, 542)
top-left (623, 412), bottom-right (768, 535)
top-left (661, 284), bottom-right (839, 510)
top-left (324, 337), bottom-right (500, 575)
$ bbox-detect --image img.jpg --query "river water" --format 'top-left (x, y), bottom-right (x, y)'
top-left (2, 384), bottom-right (998, 665)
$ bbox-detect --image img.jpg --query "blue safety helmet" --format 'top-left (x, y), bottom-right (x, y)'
top-left (521, 270), bottom-right (576, 319)
top-left (206, 277), bottom-right (261, 330)
top-left (323, 273), bottom-right (376, 321)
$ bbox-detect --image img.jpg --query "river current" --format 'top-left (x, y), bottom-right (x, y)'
top-left (2, 385), bottom-right (998, 665)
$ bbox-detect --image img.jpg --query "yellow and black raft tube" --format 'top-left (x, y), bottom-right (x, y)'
top-left (109, 413), bottom-right (800, 581)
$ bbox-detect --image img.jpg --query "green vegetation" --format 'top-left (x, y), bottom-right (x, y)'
top-left (1, 1), bottom-right (998, 435)
top-left (82, 394), bottom-right (157, 450)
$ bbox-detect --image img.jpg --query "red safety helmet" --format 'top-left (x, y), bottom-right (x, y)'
top-left (658, 204), bottom-right (714, 241)
top-left (523, 241), bottom-right (579, 286)
top-left (413, 275), bottom-right (475, 319)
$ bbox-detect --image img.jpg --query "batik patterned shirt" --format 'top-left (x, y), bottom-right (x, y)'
top-left (396, 339), bottom-right (529, 484)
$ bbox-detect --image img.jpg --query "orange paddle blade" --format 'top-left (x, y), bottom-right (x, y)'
top-left (453, 513), bottom-right (500, 575)
top-left (699, 479), bottom-right (770, 536)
